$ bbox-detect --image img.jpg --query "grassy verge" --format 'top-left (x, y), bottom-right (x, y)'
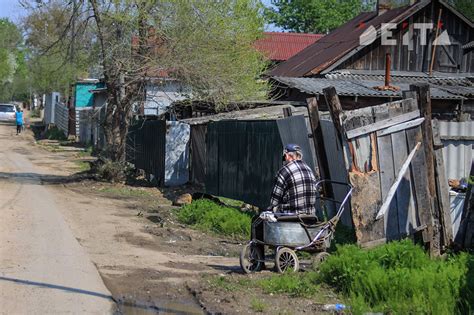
top-left (176, 199), bottom-right (253, 239)
top-left (45, 126), bottom-right (67, 141)
top-left (98, 186), bottom-right (152, 198)
top-left (74, 161), bottom-right (91, 172)
top-left (209, 241), bottom-right (473, 314)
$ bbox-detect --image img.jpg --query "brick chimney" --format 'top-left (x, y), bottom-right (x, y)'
top-left (377, 0), bottom-right (392, 16)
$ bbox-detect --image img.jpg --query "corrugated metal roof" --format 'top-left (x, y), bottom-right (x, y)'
top-left (439, 121), bottom-right (474, 180)
top-left (326, 70), bottom-right (474, 86)
top-left (254, 32), bottom-right (323, 61)
top-left (269, 1), bottom-right (430, 77)
top-left (273, 76), bottom-right (468, 100)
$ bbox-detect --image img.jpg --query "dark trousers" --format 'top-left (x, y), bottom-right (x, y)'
top-left (16, 124), bottom-right (22, 134)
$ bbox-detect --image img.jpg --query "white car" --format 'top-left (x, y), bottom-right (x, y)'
top-left (0, 104), bottom-right (17, 122)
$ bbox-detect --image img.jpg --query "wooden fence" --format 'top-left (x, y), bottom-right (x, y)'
top-left (309, 84), bottom-right (453, 255)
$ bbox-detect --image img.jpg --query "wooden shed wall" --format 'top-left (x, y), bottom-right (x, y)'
top-left (339, 3), bottom-right (474, 73)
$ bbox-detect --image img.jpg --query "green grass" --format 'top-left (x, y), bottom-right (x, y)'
top-left (257, 272), bottom-right (321, 298)
top-left (98, 186), bottom-right (152, 198)
top-left (45, 126), bottom-right (67, 141)
top-left (75, 161), bottom-right (91, 172)
top-left (319, 240), bottom-right (473, 314)
top-left (176, 199), bottom-right (253, 239)
top-left (250, 298), bottom-right (266, 312)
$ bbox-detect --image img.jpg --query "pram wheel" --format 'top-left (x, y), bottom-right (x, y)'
top-left (312, 252), bottom-right (330, 269)
top-left (275, 247), bottom-right (299, 273)
top-left (240, 242), bottom-right (263, 274)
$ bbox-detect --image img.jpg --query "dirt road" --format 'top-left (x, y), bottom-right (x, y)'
top-left (0, 123), bottom-right (114, 314)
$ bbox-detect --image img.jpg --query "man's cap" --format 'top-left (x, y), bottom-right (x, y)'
top-left (283, 143), bottom-right (301, 153)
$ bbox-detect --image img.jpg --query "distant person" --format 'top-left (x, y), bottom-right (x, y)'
top-left (15, 109), bottom-right (24, 135)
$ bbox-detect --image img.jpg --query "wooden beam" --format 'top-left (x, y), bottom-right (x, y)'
top-left (410, 84), bottom-right (436, 197)
top-left (306, 97), bottom-right (330, 181)
top-left (376, 142), bottom-right (421, 220)
top-left (432, 120), bottom-right (454, 248)
top-left (323, 87), bottom-right (345, 145)
top-left (346, 110), bottom-right (421, 139)
top-left (410, 83), bottom-right (441, 256)
top-left (282, 107), bottom-right (292, 117)
top-left (377, 118), bottom-right (425, 136)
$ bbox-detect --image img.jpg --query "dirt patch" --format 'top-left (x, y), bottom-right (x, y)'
top-left (15, 131), bottom-right (343, 314)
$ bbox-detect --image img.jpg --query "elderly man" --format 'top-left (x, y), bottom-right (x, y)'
top-left (269, 143), bottom-right (318, 214)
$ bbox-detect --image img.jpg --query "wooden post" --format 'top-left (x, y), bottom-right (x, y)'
top-left (306, 97), bottom-right (330, 182)
top-left (432, 119), bottom-right (453, 248)
top-left (323, 86), bottom-right (345, 146)
top-left (282, 107), bottom-right (292, 118)
top-left (410, 83), bottom-right (441, 255)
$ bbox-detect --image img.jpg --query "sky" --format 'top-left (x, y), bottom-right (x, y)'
top-left (0, 0), bottom-right (25, 22)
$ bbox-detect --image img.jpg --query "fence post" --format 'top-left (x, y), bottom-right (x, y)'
top-left (306, 97), bottom-right (330, 181)
top-left (410, 83), bottom-right (441, 256)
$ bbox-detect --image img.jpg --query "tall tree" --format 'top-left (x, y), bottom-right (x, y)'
top-left (23, 0), bottom-right (270, 164)
top-left (265, 0), bottom-right (375, 34)
top-left (0, 18), bottom-right (25, 102)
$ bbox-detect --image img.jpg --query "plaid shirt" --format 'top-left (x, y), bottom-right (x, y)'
top-left (269, 160), bottom-right (318, 214)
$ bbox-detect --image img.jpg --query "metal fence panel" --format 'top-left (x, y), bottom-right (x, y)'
top-left (127, 120), bottom-right (166, 185)
top-left (206, 120), bottom-right (282, 208)
top-left (54, 101), bottom-right (69, 136)
top-left (439, 120), bottom-right (474, 181)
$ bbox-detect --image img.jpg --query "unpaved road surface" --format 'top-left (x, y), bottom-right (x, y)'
top-left (0, 123), bottom-right (113, 314)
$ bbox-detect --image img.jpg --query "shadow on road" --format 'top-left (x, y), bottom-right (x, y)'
top-left (0, 276), bottom-right (113, 300)
top-left (0, 276), bottom-right (201, 314)
top-left (0, 171), bottom-right (93, 185)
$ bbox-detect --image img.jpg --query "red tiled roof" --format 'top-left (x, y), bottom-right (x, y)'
top-left (254, 32), bottom-right (323, 61)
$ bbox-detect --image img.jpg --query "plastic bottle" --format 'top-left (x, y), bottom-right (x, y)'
top-left (322, 303), bottom-right (348, 312)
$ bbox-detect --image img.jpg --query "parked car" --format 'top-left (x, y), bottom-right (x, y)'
top-left (0, 104), bottom-right (17, 123)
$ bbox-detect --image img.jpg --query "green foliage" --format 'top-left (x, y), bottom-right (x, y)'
top-left (0, 18), bottom-right (26, 102)
top-left (250, 297), bottom-right (267, 312)
top-left (156, 0), bottom-right (270, 108)
top-left (264, 0), bottom-right (376, 33)
top-left (258, 272), bottom-right (320, 298)
top-left (45, 126), bottom-right (67, 140)
top-left (176, 199), bottom-right (252, 238)
top-left (450, 0), bottom-right (474, 21)
top-left (319, 240), bottom-right (472, 314)
top-left (30, 108), bottom-right (41, 118)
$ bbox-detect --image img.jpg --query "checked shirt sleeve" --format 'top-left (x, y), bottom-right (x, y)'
top-left (270, 168), bottom-right (287, 210)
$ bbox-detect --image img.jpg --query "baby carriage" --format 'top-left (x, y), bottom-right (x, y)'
top-left (240, 180), bottom-right (353, 273)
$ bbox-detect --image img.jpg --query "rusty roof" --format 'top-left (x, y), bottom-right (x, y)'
top-left (254, 32), bottom-right (323, 61)
top-left (269, 1), bottom-right (431, 77)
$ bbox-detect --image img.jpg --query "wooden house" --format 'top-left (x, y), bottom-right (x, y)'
top-left (270, 0), bottom-right (474, 120)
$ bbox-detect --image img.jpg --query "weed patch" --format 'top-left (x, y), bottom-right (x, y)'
top-left (176, 199), bottom-right (252, 239)
top-left (75, 161), bottom-right (91, 172)
top-left (257, 272), bottom-right (320, 298)
top-left (250, 298), bottom-right (266, 312)
top-left (45, 126), bottom-right (67, 141)
top-left (319, 240), bottom-right (472, 314)
top-left (99, 186), bottom-right (152, 198)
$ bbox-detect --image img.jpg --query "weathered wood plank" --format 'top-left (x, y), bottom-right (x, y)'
top-left (377, 118), bottom-right (425, 136)
top-left (432, 120), bottom-right (454, 247)
top-left (346, 110), bottom-right (420, 139)
top-left (350, 171), bottom-right (385, 244)
top-left (376, 142), bottom-right (421, 220)
top-left (406, 126), bottom-right (433, 243)
top-left (306, 97), bottom-right (331, 184)
top-left (391, 130), bottom-right (416, 237)
top-left (377, 132), bottom-right (399, 241)
top-left (410, 84), bottom-right (441, 256)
